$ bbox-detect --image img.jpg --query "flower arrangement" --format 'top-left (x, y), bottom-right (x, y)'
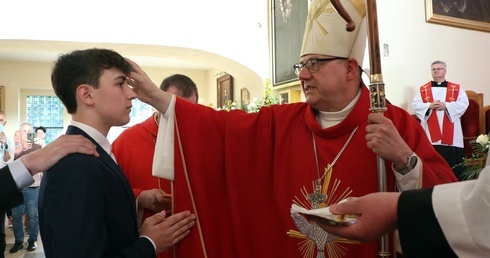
top-left (217, 100), bottom-right (237, 111)
top-left (454, 133), bottom-right (489, 180)
top-left (247, 78), bottom-right (278, 113)
top-left (212, 78), bottom-right (278, 113)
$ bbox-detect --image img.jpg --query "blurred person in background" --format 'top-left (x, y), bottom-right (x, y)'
top-left (0, 109), bottom-right (14, 258)
top-left (35, 126), bottom-right (48, 147)
top-left (10, 123), bottom-right (42, 253)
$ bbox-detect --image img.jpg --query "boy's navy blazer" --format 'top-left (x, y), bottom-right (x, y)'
top-left (39, 125), bottom-right (155, 258)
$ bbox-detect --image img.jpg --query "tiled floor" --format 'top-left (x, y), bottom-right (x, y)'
top-left (3, 222), bottom-right (45, 258)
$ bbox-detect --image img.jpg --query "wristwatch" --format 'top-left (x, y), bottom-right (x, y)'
top-left (395, 152), bottom-right (418, 175)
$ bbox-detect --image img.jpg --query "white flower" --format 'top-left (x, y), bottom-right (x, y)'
top-left (476, 134), bottom-right (489, 146)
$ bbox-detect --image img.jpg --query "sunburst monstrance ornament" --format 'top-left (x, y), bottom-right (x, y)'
top-left (288, 166), bottom-right (359, 258)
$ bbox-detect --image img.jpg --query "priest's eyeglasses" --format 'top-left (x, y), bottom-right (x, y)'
top-left (431, 68), bottom-right (446, 72)
top-left (293, 57), bottom-right (347, 76)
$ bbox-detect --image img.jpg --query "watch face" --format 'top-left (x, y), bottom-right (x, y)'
top-left (408, 155), bottom-right (418, 168)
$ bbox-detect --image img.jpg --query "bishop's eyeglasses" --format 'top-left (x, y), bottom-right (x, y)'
top-left (293, 57), bottom-right (347, 76)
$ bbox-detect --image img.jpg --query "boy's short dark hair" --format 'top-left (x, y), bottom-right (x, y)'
top-left (51, 48), bottom-right (132, 114)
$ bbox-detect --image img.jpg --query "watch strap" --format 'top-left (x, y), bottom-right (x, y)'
top-left (395, 152), bottom-right (417, 175)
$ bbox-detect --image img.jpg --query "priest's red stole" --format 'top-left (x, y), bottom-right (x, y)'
top-left (420, 82), bottom-right (460, 145)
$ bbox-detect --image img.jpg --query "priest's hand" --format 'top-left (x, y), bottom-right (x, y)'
top-left (125, 57), bottom-right (172, 114)
top-left (140, 210), bottom-right (196, 254)
top-left (430, 100), bottom-right (446, 110)
top-left (365, 113), bottom-right (413, 169)
top-left (138, 189), bottom-right (172, 213)
top-left (312, 192), bottom-right (399, 242)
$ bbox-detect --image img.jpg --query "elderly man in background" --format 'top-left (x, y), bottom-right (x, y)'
top-left (413, 60), bottom-right (468, 180)
top-left (10, 123), bottom-right (43, 253)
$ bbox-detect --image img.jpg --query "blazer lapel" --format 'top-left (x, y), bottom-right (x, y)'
top-left (65, 126), bottom-right (137, 220)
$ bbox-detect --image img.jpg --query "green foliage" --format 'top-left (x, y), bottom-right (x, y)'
top-left (247, 78), bottom-right (278, 113)
top-left (453, 133), bottom-right (489, 180)
top-left (218, 100), bottom-right (237, 111)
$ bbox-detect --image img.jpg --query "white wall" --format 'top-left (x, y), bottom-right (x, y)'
top-left (273, 1), bottom-right (490, 111)
top-left (376, 0), bottom-right (490, 112)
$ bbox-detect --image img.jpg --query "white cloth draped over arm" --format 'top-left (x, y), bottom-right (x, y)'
top-left (152, 95), bottom-right (176, 180)
top-left (433, 155), bottom-right (490, 257)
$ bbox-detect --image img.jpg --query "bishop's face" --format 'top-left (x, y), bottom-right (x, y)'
top-left (297, 55), bottom-right (358, 112)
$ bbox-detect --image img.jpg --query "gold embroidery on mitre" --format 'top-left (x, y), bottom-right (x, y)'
top-left (288, 166), bottom-right (359, 258)
top-left (302, 1), bottom-right (336, 52)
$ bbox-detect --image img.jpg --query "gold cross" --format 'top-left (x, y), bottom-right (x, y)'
top-left (422, 85), bottom-right (431, 102)
top-left (449, 85), bottom-right (457, 102)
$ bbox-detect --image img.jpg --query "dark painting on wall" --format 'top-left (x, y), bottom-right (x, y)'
top-left (217, 74), bottom-right (233, 108)
top-left (270, 0), bottom-right (309, 87)
top-left (426, 0), bottom-right (490, 32)
top-left (240, 88), bottom-right (250, 111)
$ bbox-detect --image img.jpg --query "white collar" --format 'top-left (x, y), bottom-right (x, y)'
top-left (70, 121), bottom-right (111, 155)
top-left (317, 88), bottom-right (362, 129)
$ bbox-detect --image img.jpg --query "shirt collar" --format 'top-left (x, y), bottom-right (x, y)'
top-left (70, 120), bottom-right (111, 155)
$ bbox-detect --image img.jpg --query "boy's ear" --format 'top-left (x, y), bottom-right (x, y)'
top-left (77, 84), bottom-right (94, 105)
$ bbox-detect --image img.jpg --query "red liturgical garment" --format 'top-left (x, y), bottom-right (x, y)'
top-left (112, 115), bottom-right (174, 258)
top-left (167, 86), bottom-right (457, 258)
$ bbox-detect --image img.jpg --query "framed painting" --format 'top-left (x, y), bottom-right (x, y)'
top-left (240, 88), bottom-right (250, 111)
top-left (0, 86), bottom-right (4, 110)
top-left (425, 0), bottom-right (490, 32)
top-left (279, 89), bottom-right (301, 104)
top-left (217, 74), bottom-right (233, 108)
top-left (270, 0), bottom-right (309, 87)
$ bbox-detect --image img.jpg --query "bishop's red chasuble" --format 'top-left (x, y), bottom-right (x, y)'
top-left (168, 86), bottom-right (457, 258)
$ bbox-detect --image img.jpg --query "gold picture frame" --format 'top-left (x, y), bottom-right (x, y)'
top-left (217, 74), bottom-right (233, 108)
top-left (279, 89), bottom-right (301, 104)
top-left (240, 88), bottom-right (250, 111)
top-left (425, 0), bottom-right (490, 33)
top-left (0, 86), bottom-right (5, 110)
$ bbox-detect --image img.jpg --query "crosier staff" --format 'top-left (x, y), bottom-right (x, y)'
top-left (365, 1), bottom-right (389, 256)
top-left (334, 0), bottom-right (390, 257)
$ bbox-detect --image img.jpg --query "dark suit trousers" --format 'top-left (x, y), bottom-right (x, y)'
top-left (1, 209), bottom-right (6, 258)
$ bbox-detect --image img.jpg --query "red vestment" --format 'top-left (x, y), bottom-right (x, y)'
top-left (419, 82), bottom-right (461, 145)
top-left (112, 115), bottom-right (173, 258)
top-left (167, 86), bottom-right (457, 258)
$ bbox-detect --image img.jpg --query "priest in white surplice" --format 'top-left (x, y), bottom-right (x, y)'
top-left (413, 60), bottom-right (469, 180)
